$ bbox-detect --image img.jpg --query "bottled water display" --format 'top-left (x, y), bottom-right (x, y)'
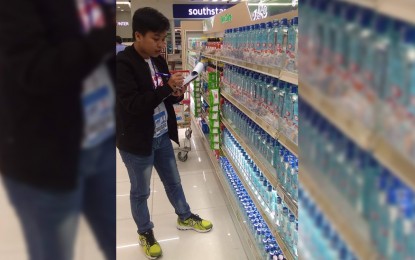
top-left (300, 101), bottom-right (415, 259)
top-left (222, 65), bottom-right (298, 144)
top-left (220, 155), bottom-right (297, 259)
top-left (301, 0), bottom-right (415, 158)
top-left (299, 188), bottom-right (358, 260)
top-left (222, 128), bottom-right (298, 257)
top-left (221, 17), bottom-right (298, 71)
top-left (222, 101), bottom-right (298, 201)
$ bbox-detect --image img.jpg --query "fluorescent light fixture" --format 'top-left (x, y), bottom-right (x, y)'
top-left (247, 3), bottom-right (293, 5)
top-left (121, 9), bottom-right (124, 11)
top-left (116, 1), bottom-right (131, 8)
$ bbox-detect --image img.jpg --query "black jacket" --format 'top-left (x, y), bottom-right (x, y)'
top-left (0, 0), bottom-right (115, 191)
top-left (116, 45), bottom-right (183, 155)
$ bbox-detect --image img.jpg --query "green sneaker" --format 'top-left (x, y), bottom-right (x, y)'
top-left (177, 213), bottom-right (213, 233)
top-left (138, 230), bottom-right (162, 259)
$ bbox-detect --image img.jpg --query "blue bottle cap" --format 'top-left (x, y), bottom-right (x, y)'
top-left (359, 8), bottom-right (374, 28)
top-left (289, 214), bottom-right (295, 222)
top-left (266, 21), bottom-right (273, 28)
top-left (260, 23), bottom-right (266, 29)
top-left (267, 185), bottom-right (272, 192)
top-left (276, 196), bottom-right (282, 204)
top-left (375, 14), bottom-right (389, 34)
top-left (404, 26), bottom-right (415, 44)
top-left (255, 24), bottom-right (260, 29)
top-left (292, 17), bottom-right (298, 25)
top-left (280, 18), bottom-right (288, 26)
top-left (283, 207), bottom-right (288, 214)
top-left (273, 19), bottom-right (279, 27)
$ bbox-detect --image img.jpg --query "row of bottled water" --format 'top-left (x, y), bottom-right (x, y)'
top-left (299, 188), bottom-right (358, 260)
top-left (221, 17), bottom-right (298, 72)
top-left (301, 101), bottom-right (415, 259)
top-left (222, 100), bottom-right (298, 201)
top-left (222, 129), bottom-right (298, 257)
top-left (301, 0), bottom-right (415, 158)
top-left (222, 64), bottom-right (298, 145)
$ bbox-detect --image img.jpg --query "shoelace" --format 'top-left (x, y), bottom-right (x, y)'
top-left (141, 231), bottom-right (157, 246)
top-left (187, 213), bottom-right (202, 222)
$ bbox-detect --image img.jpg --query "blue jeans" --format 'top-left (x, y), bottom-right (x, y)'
top-left (119, 133), bottom-right (191, 234)
top-left (2, 137), bottom-right (116, 260)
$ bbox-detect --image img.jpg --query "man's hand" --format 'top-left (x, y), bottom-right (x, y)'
top-left (171, 83), bottom-right (189, 97)
top-left (167, 73), bottom-right (184, 92)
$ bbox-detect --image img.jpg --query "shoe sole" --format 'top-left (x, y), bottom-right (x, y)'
top-left (176, 224), bottom-right (213, 233)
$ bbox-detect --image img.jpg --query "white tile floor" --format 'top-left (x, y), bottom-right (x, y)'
top-left (0, 122), bottom-right (248, 260)
top-left (116, 124), bottom-right (248, 260)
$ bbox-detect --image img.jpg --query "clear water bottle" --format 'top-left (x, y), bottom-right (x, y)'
top-left (265, 21), bottom-right (275, 66)
top-left (285, 17), bottom-right (298, 72)
top-left (276, 18), bottom-right (288, 68)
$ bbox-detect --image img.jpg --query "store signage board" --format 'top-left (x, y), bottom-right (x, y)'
top-left (173, 4), bottom-right (235, 19)
top-left (117, 21), bottom-right (129, 26)
top-left (202, 2), bottom-right (252, 33)
top-left (221, 14), bottom-right (232, 24)
top-left (247, 0), bottom-right (297, 19)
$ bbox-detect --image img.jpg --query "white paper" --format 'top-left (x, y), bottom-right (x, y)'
top-left (183, 62), bottom-right (204, 86)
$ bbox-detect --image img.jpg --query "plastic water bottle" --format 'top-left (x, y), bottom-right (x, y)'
top-left (276, 18), bottom-right (288, 68)
top-left (265, 21), bottom-right (275, 66)
top-left (285, 17), bottom-right (298, 72)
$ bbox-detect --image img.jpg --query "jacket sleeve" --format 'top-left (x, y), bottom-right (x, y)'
top-left (116, 57), bottom-right (173, 116)
top-left (0, 0), bottom-right (114, 96)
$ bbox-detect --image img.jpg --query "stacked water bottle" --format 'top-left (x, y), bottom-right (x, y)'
top-left (299, 188), bottom-right (358, 260)
top-left (301, 0), bottom-right (415, 158)
top-left (223, 129), bottom-right (298, 257)
top-left (222, 65), bottom-right (298, 144)
top-left (220, 156), bottom-right (288, 259)
top-left (222, 100), bottom-right (298, 202)
top-left (300, 101), bottom-right (415, 259)
top-left (221, 17), bottom-right (298, 72)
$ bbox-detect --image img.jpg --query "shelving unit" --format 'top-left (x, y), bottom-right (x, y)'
top-left (221, 87), bottom-right (298, 157)
top-left (192, 116), bottom-right (263, 260)
top-left (222, 117), bottom-right (298, 218)
top-left (300, 81), bottom-right (415, 191)
top-left (222, 147), bottom-right (295, 260)
top-left (187, 3), bottom-right (298, 259)
top-left (300, 162), bottom-right (379, 260)
top-left (341, 0), bottom-right (415, 25)
top-left (201, 53), bottom-right (298, 85)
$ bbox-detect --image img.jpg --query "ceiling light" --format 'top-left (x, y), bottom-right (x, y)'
top-left (121, 9), bottom-right (124, 11)
top-left (117, 6), bottom-right (120, 8)
top-left (116, 1), bottom-right (131, 8)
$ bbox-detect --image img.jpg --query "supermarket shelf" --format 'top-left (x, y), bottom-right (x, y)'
top-left (201, 52), bottom-right (298, 85)
top-left (222, 147), bottom-right (295, 260)
top-left (300, 81), bottom-right (373, 150)
top-left (222, 117), bottom-right (298, 218)
top-left (221, 90), bottom-right (278, 138)
top-left (378, 0), bottom-right (415, 26)
top-left (301, 81), bottom-right (415, 191)
top-left (301, 162), bottom-right (379, 260)
top-left (191, 115), bottom-right (263, 260)
top-left (201, 91), bottom-right (210, 105)
top-left (371, 134), bottom-right (415, 191)
top-left (340, 0), bottom-right (415, 26)
top-left (339, 0), bottom-right (376, 9)
top-left (221, 88), bottom-right (298, 156)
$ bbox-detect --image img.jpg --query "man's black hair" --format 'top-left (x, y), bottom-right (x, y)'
top-left (116, 35), bottom-right (122, 44)
top-left (132, 7), bottom-right (170, 39)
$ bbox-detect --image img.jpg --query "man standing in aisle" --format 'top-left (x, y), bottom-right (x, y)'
top-left (0, 0), bottom-right (116, 259)
top-left (116, 7), bottom-right (213, 259)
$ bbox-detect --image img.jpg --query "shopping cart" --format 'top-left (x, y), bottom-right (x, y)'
top-left (171, 70), bottom-right (192, 162)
